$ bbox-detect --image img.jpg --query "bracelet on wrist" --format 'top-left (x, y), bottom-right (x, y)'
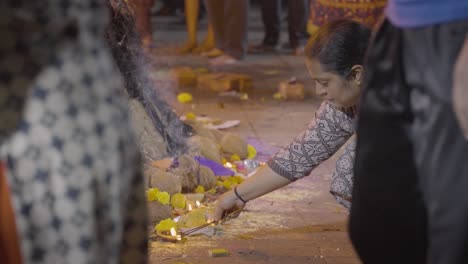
top-left (234, 186), bottom-right (248, 204)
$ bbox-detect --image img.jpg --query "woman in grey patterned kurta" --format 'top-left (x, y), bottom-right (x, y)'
top-left (213, 19), bottom-right (371, 220)
top-left (0, 1), bottom-right (147, 263)
top-left (267, 102), bottom-right (357, 208)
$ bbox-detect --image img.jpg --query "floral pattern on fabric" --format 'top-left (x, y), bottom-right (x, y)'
top-left (267, 101), bottom-right (357, 209)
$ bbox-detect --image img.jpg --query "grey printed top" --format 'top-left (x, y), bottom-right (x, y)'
top-left (267, 101), bottom-right (357, 208)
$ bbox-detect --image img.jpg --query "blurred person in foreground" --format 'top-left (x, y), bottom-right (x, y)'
top-left (349, 0), bottom-right (468, 263)
top-left (0, 1), bottom-right (147, 263)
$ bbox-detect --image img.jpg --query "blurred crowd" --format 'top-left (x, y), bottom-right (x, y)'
top-left (128, 0), bottom-right (387, 65)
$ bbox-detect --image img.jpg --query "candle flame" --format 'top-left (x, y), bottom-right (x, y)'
top-left (188, 204), bottom-right (192, 211)
top-left (225, 162), bottom-right (233, 168)
top-left (170, 227), bottom-right (177, 237)
top-left (196, 200), bottom-right (201, 208)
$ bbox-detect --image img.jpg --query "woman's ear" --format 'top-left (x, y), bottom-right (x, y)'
top-left (350, 65), bottom-right (364, 85)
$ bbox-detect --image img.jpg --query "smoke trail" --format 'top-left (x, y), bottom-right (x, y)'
top-left (105, 0), bottom-right (192, 156)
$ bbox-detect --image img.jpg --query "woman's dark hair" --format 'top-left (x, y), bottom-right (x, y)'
top-left (305, 19), bottom-right (371, 77)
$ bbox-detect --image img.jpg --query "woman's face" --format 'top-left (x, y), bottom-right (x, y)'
top-left (306, 58), bottom-right (363, 108)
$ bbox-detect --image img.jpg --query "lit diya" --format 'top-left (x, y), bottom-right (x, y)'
top-left (157, 227), bottom-right (183, 243)
top-left (179, 208), bottom-right (244, 237)
top-left (156, 206), bottom-right (243, 242)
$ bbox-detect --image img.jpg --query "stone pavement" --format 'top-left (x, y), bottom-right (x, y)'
top-left (147, 11), bottom-right (361, 264)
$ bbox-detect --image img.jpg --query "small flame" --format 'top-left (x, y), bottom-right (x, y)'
top-left (170, 227), bottom-right (177, 237)
top-left (188, 204), bottom-right (192, 211)
top-left (225, 162), bottom-right (233, 168)
top-left (196, 200), bottom-right (201, 208)
top-left (176, 235), bottom-right (182, 241)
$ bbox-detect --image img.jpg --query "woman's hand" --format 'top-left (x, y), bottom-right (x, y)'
top-left (212, 190), bottom-right (246, 222)
top-left (211, 166), bottom-right (292, 222)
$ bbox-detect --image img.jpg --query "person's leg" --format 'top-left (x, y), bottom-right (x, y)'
top-left (178, 0), bottom-right (200, 53)
top-left (287, 0), bottom-right (310, 54)
top-left (349, 19), bottom-right (428, 264)
top-left (199, 23), bottom-right (216, 52)
top-left (402, 20), bottom-right (468, 264)
top-left (194, 23), bottom-right (216, 53)
top-left (153, 0), bottom-right (176, 16)
top-left (221, 0), bottom-right (249, 59)
top-left (204, 0), bottom-right (225, 52)
top-left (133, 0), bottom-right (153, 48)
top-left (262, 0), bottom-right (281, 46)
top-left (249, 0), bottom-right (281, 54)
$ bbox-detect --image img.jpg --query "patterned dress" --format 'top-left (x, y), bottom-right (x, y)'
top-left (267, 102), bottom-right (357, 208)
top-left (0, 1), bottom-right (147, 263)
top-left (309, 0), bottom-right (387, 30)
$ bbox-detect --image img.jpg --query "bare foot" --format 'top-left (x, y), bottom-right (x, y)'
top-left (294, 46), bottom-right (305, 56)
top-left (193, 39), bottom-right (215, 54)
top-left (142, 37), bottom-right (153, 52)
top-left (201, 48), bottom-right (223, 58)
top-left (178, 41), bottom-right (198, 54)
top-left (210, 54), bottom-right (239, 66)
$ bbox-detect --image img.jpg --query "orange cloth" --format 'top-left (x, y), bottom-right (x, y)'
top-left (309, 0), bottom-right (387, 29)
top-left (0, 162), bottom-right (22, 264)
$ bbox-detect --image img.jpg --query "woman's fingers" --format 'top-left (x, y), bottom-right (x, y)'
top-left (212, 191), bottom-right (246, 222)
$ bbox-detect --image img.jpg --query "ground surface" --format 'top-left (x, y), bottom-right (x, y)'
top-left (147, 7), bottom-right (361, 263)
